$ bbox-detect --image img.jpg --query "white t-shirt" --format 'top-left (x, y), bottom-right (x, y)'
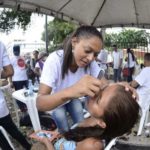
top-left (97, 49), bottom-right (108, 70)
top-left (10, 56), bottom-right (28, 81)
top-left (35, 61), bottom-right (44, 72)
top-left (112, 50), bottom-right (123, 69)
top-left (127, 53), bottom-right (135, 68)
top-left (0, 41), bottom-right (10, 118)
top-left (135, 67), bottom-right (150, 95)
top-left (135, 67), bottom-right (150, 109)
top-left (40, 50), bottom-right (100, 94)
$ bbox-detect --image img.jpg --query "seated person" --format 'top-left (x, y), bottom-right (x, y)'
top-left (130, 53), bottom-right (150, 108)
top-left (31, 83), bottom-right (139, 150)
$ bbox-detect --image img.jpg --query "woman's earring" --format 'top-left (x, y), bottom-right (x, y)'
top-left (72, 49), bottom-right (74, 53)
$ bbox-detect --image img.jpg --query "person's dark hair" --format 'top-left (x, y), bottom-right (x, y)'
top-left (112, 44), bottom-right (117, 48)
top-left (102, 85), bottom-right (139, 138)
top-left (33, 50), bottom-right (39, 54)
top-left (13, 45), bottom-right (20, 52)
top-left (127, 48), bottom-right (135, 61)
top-left (63, 85), bottom-right (139, 141)
top-left (13, 45), bottom-right (20, 56)
top-left (62, 25), bottom-right (103, 79)
top-left (144, 53), bottom-right (150, 61)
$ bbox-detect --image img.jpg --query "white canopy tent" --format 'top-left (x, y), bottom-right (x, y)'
top-left (1, 0), bottom-right (150, 28)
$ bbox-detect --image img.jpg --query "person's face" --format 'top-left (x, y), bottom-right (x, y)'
top-left (87, 84), bottom-right (117, 128)
top-left (113, 46), bottom-right (117, 51)
top-left (71, 36), bottom-right (102, 67)
top-left (42, 56), bottom-right (47, 62)
top-left (13, 50), bottom-right (20, 56)
top-left (33, 52), bottom-right (38, 59)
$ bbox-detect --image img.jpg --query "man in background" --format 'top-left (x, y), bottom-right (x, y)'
top-left (96, 48), bottom-right (108, 78)
top-left (10, 45), bottom-right (28, 113)
top-left (112, 44), bottom-right (123, 82)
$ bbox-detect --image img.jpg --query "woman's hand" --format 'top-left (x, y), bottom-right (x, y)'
top-left (69, 75), bottom-right (103, 98)
top-left (118, 82), bottom-right (138, 100)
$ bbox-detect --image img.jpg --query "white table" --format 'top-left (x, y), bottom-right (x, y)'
top-left (12, 89), bottom-right (41, 131)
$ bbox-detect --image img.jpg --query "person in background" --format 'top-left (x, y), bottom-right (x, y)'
top-left (30, 50), bottom-right (39, 70)
top-left (130, 53), bottom-right (150, 108)
top-left (34, 52), bottom-right (48, 79)
top-left (0, 41), bottom-right (31, 150)
top-left (112, 44), bottom-right (123, 82)
top-left (32, 83), bottom-right (139, 150)
top-left (96, 48), bottom-right (108, 78)
top-left (37, 26), bottom-right (103, 133)
top-left (126, 48), bottom-right (135, 82)
top-left (10, 45), bottom-right (28, 117)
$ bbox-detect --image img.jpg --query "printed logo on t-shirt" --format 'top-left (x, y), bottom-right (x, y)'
top-left (17, 58), bottom-right (25, 68)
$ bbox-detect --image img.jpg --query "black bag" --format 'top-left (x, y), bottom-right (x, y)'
top-left (20, 111), bottom-right (57, 131)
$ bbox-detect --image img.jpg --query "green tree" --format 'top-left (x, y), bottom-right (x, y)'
top-left (105, 29), bottom-right (150, 49)
top-left (0, 8), bottom-right (31, 32)
top-left (42, 18), bottom-right (77, 52)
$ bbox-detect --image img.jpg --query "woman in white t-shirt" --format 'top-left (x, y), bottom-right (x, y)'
top-left (37, 26), bottom-right (103, 133)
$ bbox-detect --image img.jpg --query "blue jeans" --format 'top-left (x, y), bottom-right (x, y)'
top-left (113, 68), bottom-right (122, 82)
top-left (51, 99), bottom-right (84, 133)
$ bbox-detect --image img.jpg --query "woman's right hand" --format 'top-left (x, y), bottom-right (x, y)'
top-left (69, 75), bottom-right (102, 98)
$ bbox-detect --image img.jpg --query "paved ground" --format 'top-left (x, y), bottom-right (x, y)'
top-left (2, 85), bottom-right (150, 150)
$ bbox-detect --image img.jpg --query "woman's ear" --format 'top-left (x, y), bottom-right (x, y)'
top-left (97, 119), bottom-right (106, 129)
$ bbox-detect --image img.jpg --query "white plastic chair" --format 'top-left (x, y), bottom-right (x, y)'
top-left (0, 126), bottom-right (15, 150)
top-left (104, 138), bottom-right (118, 150)
top-left (137, 90), bottom-right (150, 136)
top-left (12, 89), bottom-right (41, 131)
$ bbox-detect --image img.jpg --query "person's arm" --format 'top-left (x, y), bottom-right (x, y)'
top-left (0, 79), bottom-right (8, 87)
top-left (76, 138), bottom-right (104, 150)
top-left (130, 80), bottom-right (139, 88)
top-left (34, 67), bottom-right (41, 77)
top-left (119, 58), bottom-right (123, 68)
top-left (36, 75), bottom-right (102, 111)
top-left (1, 64), bottom-right (14, 78)
top-left (42, 138), bottom-right (55, 150)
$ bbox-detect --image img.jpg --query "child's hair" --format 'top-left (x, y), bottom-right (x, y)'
top-left (62, 25), bottom-right (103, 79)
top-left (63, 84), bottom-right (139, 141)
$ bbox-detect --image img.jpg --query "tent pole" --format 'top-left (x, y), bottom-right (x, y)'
top-left (45, 14), bottom-right (48, 53)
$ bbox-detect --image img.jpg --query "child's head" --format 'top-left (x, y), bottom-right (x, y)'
top-left (64, 84), bottom-right (139, 142)
top-left (87, 84), bottom-right (139, 138)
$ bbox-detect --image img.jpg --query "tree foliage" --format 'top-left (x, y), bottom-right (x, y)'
top-left (0, 8), bottom-right (31, 32)
top-left (42, 18), bottom-right (77, 52)
top-left (105, 29), bottom-right (150, 49)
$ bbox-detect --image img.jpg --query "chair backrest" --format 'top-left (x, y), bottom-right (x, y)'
top-left (104, 138), bottom-right (117, 150)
